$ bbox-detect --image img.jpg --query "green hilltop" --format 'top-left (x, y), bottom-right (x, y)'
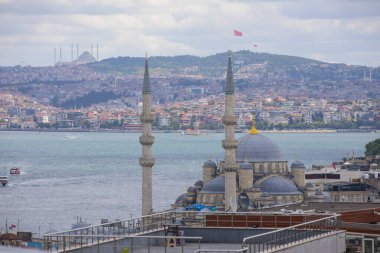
top-left (89, 50), bottom-right (323, 76)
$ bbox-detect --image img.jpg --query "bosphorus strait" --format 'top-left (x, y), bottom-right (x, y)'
top-left (0, 131), bottom-right (378, 235)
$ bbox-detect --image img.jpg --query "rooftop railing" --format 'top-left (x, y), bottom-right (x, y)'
top-left (43, 211), bottom-right (338, 252)
top-left (242, 214), bottom-right (341, 253)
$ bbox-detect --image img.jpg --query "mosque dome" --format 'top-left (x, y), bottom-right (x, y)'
top-left (290, 160), bottom-right (306, 169)
top-left (187, 186), bottom-right (196, 193)
top-left (305, 182), bottom-right (313, 188)
top-left (236, 134), bottom-right (283, 162)
top-left (203, 160), bottom-right (217, 168)
top-left (200, 176), bottom-right (225, 193)
top-left (260, 176), bottom-right (301, 195)
top-left (175, 193), bottom-right (187, 204)
top-left (72, 220), bottom-right (90, 229)
top-left (239, 162), bottom-right (252, 170)
top-left (194, 180), bottom-right (203, 191)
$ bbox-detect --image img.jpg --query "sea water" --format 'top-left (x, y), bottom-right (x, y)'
top-left (0, 131), bottom-right (378, 235)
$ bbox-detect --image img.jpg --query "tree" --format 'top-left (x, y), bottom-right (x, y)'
top-left (365, 139), bottom-right (380, 156)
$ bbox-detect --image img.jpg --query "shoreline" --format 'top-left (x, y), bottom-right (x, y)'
top-left (0, 128), bottom-right (378, 134)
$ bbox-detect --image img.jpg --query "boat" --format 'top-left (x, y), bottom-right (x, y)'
top-left (10, 167), bottom-right (21, 175)
top-left (0, 176), bottom-right (8, 186)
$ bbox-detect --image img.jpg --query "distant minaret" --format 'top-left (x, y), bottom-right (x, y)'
top-left (96, 44), bottom-right (99, 61)
top-left (71, 44), bottom-right (74, 62)
top-left (139, 54), bottom-right (155, 216)
top-left (54, 48), bottom-right (56, 65)
top-left (91, 44), bottom-right (93, 56)
top-left (59, 47), bottom-right (62, 64)
top-left (222, 51), bottom-right (239, 211)
top-left (77, 44), bottom-right (79, 59)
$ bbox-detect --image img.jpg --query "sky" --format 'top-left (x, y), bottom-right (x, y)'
top-left (0, 0), bottom-right (379, 67)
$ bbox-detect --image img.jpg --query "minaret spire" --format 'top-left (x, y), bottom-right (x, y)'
top-left (139, 55), bottom-right (155, 216)
top-left (222, 51), bottom-right (239, 211)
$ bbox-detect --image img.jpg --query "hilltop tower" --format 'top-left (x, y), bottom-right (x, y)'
top-left (222, 51), bottom-right (239, 211)
top-left (139, 55), bottom-right (155, 216)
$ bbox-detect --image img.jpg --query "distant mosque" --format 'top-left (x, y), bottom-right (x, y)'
top-left (139, 51), bottom-right (306, 214)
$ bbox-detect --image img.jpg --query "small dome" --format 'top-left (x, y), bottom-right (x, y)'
top-left (194, 180), bottom-right (203, 190)
top-left (291, 160), bottom-right (306, 169)
top-left (240, 162), bottom-right (252, 170)
top-left (175, 193), bottom-right (187, 204)
top-left (260, 176), bottom-right (301, 195)
top-left (200, 176), bottom-right (225, 193)
top-left (236, 134), bottom-right (283, 162)
top-left (305, 182), bottom-right (313, 188)
top-left (203, 160), bottom-right (217, 168)
top-left (72, 221), bottom-right (90, 229)
top-left (187, 186), bottom-right (196, 193)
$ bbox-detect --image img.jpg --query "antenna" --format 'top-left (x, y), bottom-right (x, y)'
top-left (97, 44), bottom-right (99, 61)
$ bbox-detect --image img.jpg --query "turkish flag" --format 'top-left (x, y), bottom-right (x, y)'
top-left (234, 30), bottom-right (243, 36)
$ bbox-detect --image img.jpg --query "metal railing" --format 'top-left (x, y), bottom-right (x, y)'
top-left (45, 234), bottom-right (202, 253)
top-left (44, 211), bottom-right (177, 251)
top-left (242, 214), bottom-right (341, 253)
top-left (43, 210), bottom-right (338, 252)
top-left (194, 248), bottom-right (248, 253)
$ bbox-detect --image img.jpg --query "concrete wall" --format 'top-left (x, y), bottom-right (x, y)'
top-left (271, 231), bottom-right (346, 253)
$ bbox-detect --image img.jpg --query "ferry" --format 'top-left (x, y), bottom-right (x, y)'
top-left (0, 176), bottom-right (8, 186)
top-left (10, 167), bottom-right (21, 175)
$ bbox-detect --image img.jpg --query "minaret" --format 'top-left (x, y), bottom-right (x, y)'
top-left (139, 55), bottom-right (155, 216)
top-left (222, 51), bottom-right (239, 211)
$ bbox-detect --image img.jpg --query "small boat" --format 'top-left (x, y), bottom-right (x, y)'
top-left (0, 176), bottom-right (8, 186)
top-left (10, 167), bottom-right (21, 175)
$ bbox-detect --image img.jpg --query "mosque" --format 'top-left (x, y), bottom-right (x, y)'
top-left (171, 53), bottom-right (306, 211)
top-left (139, 52), bottom-right (306, 215)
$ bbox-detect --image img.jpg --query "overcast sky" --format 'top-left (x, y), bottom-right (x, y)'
top-left (0, 0), bottom-right (379, 67)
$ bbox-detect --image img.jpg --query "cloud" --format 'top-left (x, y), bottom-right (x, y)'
top-left (0, 0), bottom-right (379, 66)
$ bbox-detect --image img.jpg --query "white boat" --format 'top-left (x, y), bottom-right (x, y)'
top-left (0, 176), bottom-right (8, 186)
top-left (10, 167), bottom-right (21, 175)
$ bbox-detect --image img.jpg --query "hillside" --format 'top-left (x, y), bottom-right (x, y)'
top-left (89, 50), bottom-right (323, 75)
top-left (88, 50), bottom-right (378, 81)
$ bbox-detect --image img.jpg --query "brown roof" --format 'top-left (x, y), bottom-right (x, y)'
top-left (0, 233), bottom-right (21, 241)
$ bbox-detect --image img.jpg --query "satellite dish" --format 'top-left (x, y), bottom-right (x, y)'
top-left (238, 192), bottom-right (250, 211)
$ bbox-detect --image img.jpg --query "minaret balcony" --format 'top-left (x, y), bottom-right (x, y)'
top-left (140, 114), bottom-right (154, 123)
top-left (139, 135), bottom-right (155, 145)
top-left (139, 158), bottom-right (155, 167)
top-left (222, 115), bottom-right (237, 125)
top-left (223, 162), bottom-right (239, 172)
top-left (222, 140), bottom-right (238, 149)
